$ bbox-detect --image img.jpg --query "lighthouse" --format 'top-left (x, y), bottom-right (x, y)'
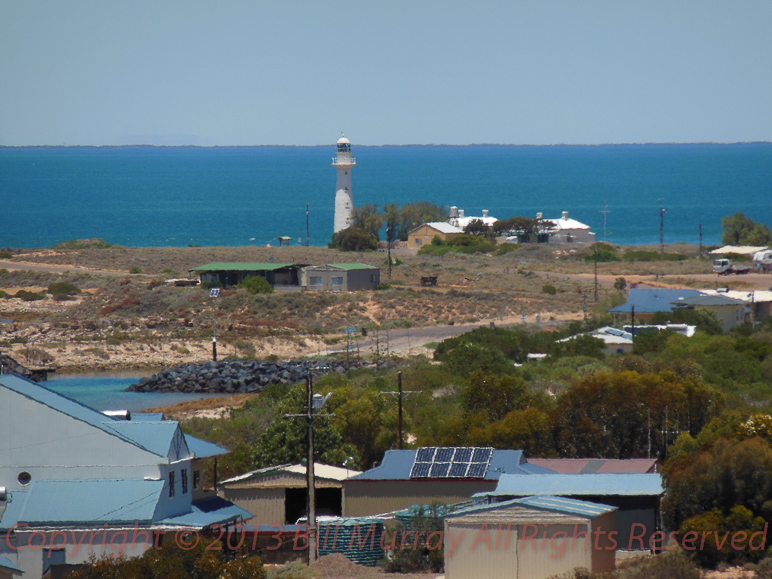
top-left (332, 134), bottom-right (356, 233)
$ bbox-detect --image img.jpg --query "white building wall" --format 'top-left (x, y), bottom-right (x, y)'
top-left (0, 389), bottom-right (163, 490)
top-left (334, 172), bottom-right (354, 233)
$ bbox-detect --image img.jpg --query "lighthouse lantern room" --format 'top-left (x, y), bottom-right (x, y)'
top-left (332, 134), bottom-right (356, 234)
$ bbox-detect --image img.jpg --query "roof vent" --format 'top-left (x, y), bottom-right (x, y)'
top-left (482, 209), bottom-right (489, 218)
top-left (459, 209), bottom-right (465, 218)
top-left (562, 211), bottom-right (569, 220)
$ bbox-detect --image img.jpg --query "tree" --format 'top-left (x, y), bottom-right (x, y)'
top-left (491, 216), bottom-right (555, 242)
top-left (722, 212), bottom-right (772, 246)
top-left (463, 218), bottom-right (490, 237)
top-left (252, 384), bottom-right (359, 468)
top-left (395, 202), bottom-right (447, 241)
top-left (461, 371), bottom-right (531, 422)
top-left (352, 203), bottom-right (383, 239)
top-left (332, 227), bottom-right (378, 251)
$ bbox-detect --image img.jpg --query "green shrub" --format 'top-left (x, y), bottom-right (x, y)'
top-left (0, 252), bottom-right (12, 259)
top-left (50, 238), bottom-right (114, 250)
top-left (542, 284), bottom-right (557, 295)
top-left (614, 277), bottom-right (627, 290)
top-left (201, 281), bottom-right (223, 290)
top-left (15, 290), bottom-right (46, 301)
top-left (0, 290), bottom-right (7, 299)
top-left (239, 275), bottom-right (274, 295)
top-left (47, 281), bottom-right (81, 296)
top-left (129, 266), bottom-right (143, 274)
top-left (495, 243), bottom-right (520, 255)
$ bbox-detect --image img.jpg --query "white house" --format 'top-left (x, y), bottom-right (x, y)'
top-left (541, 211), bottom-right (595, 244)
top-left (0, 373), bottom-right (251, 578)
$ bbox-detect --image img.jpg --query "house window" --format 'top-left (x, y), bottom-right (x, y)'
top-left (370, 274), bottom-right (377, 283)
top-left (181, 469), bottom-right (188, 494)
top-left (415, 238), bottom-right (422, 245)
top-left (332, 277), bottom-right (343, 287)
top-left (310, 276), bottom-right (322, 286)
top-left (169, 471), bottom-right (175, 497)
top-left (193, 470), bottom-right (201, 490)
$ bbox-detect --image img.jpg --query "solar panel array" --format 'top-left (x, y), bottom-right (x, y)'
top-left (409, 447), bottom-right (494, 479)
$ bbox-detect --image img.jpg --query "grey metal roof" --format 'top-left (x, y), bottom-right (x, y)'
top-left (0, 555), bottom-right (23, 575)
top-left (608, 288), bottom-right (704, 314)
top-left (481, 473), bottom-right (664, 498)
top-left (348, 449), bottom-right (554, 481)
top-left (185, 434), bottom-right (229, 458)
top-left (672, 295), bottom-right (747, 307)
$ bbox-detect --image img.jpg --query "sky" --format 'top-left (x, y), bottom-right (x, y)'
top-left (1, 1), bottom-right (771, 146)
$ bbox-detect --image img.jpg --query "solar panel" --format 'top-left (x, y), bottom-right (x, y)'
top-left (410, 462), bottom-right (432, 478)
top-left (430, 463), bottom-right (450, 477)
top-left (467, 463), bottom-right (488, 478)
top-left (416, 447), bottom-right (436, 462)
top-left (454, 448), bottom-right (473, 462)
top-left (410, 446), bottom-right (494, 479)
top-left (472, 448), bottom-right (493, 463)
top-left (449, 462), bottom-right (469, 477)
top-left (435, 448), bottom-right (454, 462)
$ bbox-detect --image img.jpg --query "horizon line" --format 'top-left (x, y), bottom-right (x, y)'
top-left (1, 140), bottom-right (771, 149)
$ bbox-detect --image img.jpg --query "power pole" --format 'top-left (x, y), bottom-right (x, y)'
top-left (599, 200), bottom-right (611, 241)
top-left (387, 225), bottom-right (392, 281)
top-left (593, 242), bottom-right (599, 303)
top-left (699, 223), bottom-right (703, 258)
top-left (306, 203), bottom-right (310, 247)
top-left (380, 371), bottom-right (418, 450)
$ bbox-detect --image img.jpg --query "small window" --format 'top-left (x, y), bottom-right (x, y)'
top-left (370, 274), bottom-right (377, 283)
top-left (415, 238), bottom-right (422, 245)
top-left (193, 470), bottom-right (201, 490)
top-left (332, 277), bottom-right (343, 286)
top-left (181, 469), bottom-right (188, 494)
top-left (310, 276), bottom-right (322, 286)
top-left (18, 471), bottom-right (31, 486)
top-left (169, 471), bottom-right (176, 497)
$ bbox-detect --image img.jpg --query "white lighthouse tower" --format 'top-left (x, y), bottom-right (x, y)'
top-left (332, 134), bottom-right (356, 233)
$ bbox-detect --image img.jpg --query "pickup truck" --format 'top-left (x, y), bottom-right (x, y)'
top-left (713, 258), bottom-right (751, 276)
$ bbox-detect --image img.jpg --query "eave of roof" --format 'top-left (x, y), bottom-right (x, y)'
top-left (481, 473), bottom-right (664, 497)
top-left (189, 262), bottom-right (294, 272)
top-left (0, 555), bottom-right (23, 574)
top-left (157, 497), bottom-right (252, 529)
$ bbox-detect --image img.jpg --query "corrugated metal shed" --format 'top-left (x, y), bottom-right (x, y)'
top-left (318, 518), bottom-right (386, 566)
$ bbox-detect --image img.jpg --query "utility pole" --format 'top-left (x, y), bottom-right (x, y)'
top-left (658, 199), bottom-right (666, 260)
top-left (285, 371), bottom-right (332, 565)
top-left (599, 200), bottom-right (611, 241)
top-left (387, 225), bottom-right (392, 281)
top-left (306, 203), bottom-right (310, 247)
top-left (594, 242), bottom-right (599, 303)
top-left (699, 223), bottom-right (703, 258)
top-left (380, 371), bottom-right (418, 450)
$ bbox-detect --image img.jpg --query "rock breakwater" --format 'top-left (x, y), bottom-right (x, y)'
top-left (126, 358), bottom-right (358, 394)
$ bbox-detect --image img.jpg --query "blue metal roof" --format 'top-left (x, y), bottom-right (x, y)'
top-left (132, 412), bottom-right (165, 421)
top-left (158, 497), bottom-right (252, 528)
top-left (7, 480), bottom-right (164, 526)
top-left (0, 374), bottom-right (169, 457)
top-left (185, 434), bottom-right (229, 458)
top-left (608, 288), bottom-right (704, 314)
top-left (106, 420), bottom-right (186, 458)
top-left (349, 449), bottom-right (551, 481)
top-left (446, 495), bottom-right (616, 520)
top-left (481, 473), bottom-right (664, 498)
top-left (0, 555), bottom-right (23, 574)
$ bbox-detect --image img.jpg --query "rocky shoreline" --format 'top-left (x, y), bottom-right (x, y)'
top-left (126, 358), bottom-right (363, 394)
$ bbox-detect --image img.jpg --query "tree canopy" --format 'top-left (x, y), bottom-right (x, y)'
top-left (721, 211), bottom-right (772, 246)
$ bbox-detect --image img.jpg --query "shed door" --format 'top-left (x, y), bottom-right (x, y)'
top-left (445, 522), bottom-right (518, 579)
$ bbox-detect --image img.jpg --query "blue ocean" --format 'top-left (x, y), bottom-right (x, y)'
top-left (1, 143), bottom-right (771, 248)
top-left (44, 375), bottom-right (221, 412)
